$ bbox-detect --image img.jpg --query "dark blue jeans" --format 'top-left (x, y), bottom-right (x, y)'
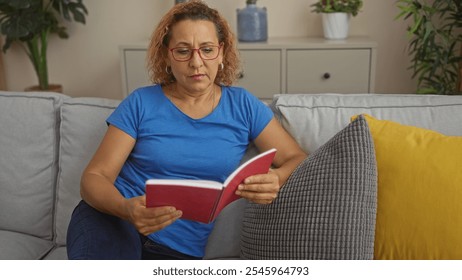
top-left (66, 200), bottom-right (200, 260)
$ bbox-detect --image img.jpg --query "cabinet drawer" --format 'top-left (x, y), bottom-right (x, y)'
top-left (236, 50), bottom-right (281, 100)
top-left (122, 49), bottom-right (150, 96)
top-left (287, 49), bottom-right (371, 93)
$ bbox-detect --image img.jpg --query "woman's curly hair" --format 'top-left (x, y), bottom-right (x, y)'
top-left (147, 0), bottom-right (241, 86)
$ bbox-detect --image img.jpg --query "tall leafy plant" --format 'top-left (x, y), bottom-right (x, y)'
top-left (0, 0), bottom-right (87, 90)
top-left (396, 0), bottom-right (462, 95)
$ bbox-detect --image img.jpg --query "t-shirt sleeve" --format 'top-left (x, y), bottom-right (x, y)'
top-left (106, 90), bottom-right (141, 139)
top-left (244, 90), bottom-right (273, 141)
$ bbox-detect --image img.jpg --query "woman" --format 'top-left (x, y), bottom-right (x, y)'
top-left (67, 0), bottom-right (306, 260)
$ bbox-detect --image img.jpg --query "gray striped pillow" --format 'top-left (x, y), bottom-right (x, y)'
top-left (240, 115), bottom-right (377, 259)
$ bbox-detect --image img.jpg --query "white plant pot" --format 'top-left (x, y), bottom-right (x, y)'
top-left (322, 12), bottom-right (350, 40)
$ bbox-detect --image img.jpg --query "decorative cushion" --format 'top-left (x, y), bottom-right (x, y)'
top-left (360, 114), bottom-right (462, 260)
top-left (240, 115), bottom-right (377, 259)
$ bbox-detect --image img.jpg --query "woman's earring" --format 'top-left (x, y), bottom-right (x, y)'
top-left (219, 63), bottom-right (224, 71)
top-left (166, 66), bottom-right (172, 74)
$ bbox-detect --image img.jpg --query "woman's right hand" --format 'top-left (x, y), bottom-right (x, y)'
top-left (124, 195), bottom-right (182, 236)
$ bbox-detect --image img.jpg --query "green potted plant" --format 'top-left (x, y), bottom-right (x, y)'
top-left (311, 0), bottom-right (363, 40)
top-left (311, 0), bottom-right (363, 16)
top-left (0, 0), bottom-right (88, 92)
top-left (396, 0), bottom-right (461, 95)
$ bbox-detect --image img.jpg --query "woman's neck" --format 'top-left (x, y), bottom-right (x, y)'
top-left (163, 83), bottom-right (220, 119)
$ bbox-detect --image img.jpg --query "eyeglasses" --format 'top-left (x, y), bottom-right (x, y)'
top-left (169, 45), bottom-right (222, 62)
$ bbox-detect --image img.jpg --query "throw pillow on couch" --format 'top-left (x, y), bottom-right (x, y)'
top-left (240, 115), bottom-right (378, 260)
top-left (358, 114), bottom-right (462, 260)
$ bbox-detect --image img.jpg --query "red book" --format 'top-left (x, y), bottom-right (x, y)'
top-left (145, 148), bottom-right (277, 223)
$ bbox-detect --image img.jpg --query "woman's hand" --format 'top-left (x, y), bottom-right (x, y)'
top-left (124, 195), bottom-right (183, 236)
top-left (235, 169), bottom-right (280, 204)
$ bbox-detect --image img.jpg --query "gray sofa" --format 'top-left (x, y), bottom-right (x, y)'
top-left (1, 90), bottom-right (462, 260)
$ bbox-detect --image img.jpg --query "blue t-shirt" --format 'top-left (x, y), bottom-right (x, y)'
top-left (106, 84), bottom-right (273, 257)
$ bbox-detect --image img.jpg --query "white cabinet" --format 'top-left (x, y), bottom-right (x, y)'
top-left (238, 37), bottom-right (377, 100)
top-left (236, 49), bottom-right (282, 100)
top-left (120, 37), bottom-right (377, 99)
top-left (120, 46), bottom-right (151, 96)
top-left (286, 48), bottom-right (371, 93)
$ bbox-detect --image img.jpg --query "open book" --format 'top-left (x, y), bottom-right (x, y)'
top-left (145, 148), bottom-right (277, 223)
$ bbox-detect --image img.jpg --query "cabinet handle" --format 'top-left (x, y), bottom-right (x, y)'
top-left (323, 73), bottom-right (331, 80)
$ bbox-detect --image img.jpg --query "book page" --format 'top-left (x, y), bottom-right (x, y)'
top-left (145, 179), bottom-right (223, 190)
top-left (212, 148), bottom-right (277, 221)
top-left (223, 148), bottom-right (277, 187)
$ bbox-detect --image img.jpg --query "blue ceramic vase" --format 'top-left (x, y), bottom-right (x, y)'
top-left (237, 2), bottom-right (268, 42)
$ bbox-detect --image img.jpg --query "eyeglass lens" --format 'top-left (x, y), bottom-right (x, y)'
top-left (171, 46), bottom-right (219, 61)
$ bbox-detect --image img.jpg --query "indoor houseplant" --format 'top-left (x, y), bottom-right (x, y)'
top-left (311, 0), bottom-right (363, 16)
top-left (396, 0), bottom-right (462, 95)
top-left (0, 0), bottom-right (88, 91)
top-left (311, 0), bottom-right (363, 39)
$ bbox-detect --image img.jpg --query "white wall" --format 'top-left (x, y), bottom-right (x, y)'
top-left (2, 0), bottom-right (415, 99)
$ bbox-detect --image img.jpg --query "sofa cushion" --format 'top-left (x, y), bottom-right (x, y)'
top-left (42, 246), bottom-right (68, 260)
top-left (360, 114), bottom-right (462, 259)
top-left (0, 91), bottom-right (65, 240)
top-left (0, 230), bottom-right (54, 260)
top-left (272, 94), bottom-right (462, 154)
top-left (55, 97), bottom-right (120, 246)
top-left (240, 115), bottom-right (377, 259)
top-left (204, 199), bottom-right (248, 259)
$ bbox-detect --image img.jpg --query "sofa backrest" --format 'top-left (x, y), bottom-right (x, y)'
top-left (55, 97), bottom-right (120, 246)
top-left (0, 91), bottom-right (120, 246)
top-left (0, 91), bottom-right (66, 240)
top-left (271, 93), bottom-right (462, 154)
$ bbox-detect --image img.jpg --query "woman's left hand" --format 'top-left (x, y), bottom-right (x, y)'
top-left (235, 169), bottom-right (280, 204)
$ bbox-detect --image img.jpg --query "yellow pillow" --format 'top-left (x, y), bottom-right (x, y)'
top-left (357, 114), bottom-right (462, 259)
